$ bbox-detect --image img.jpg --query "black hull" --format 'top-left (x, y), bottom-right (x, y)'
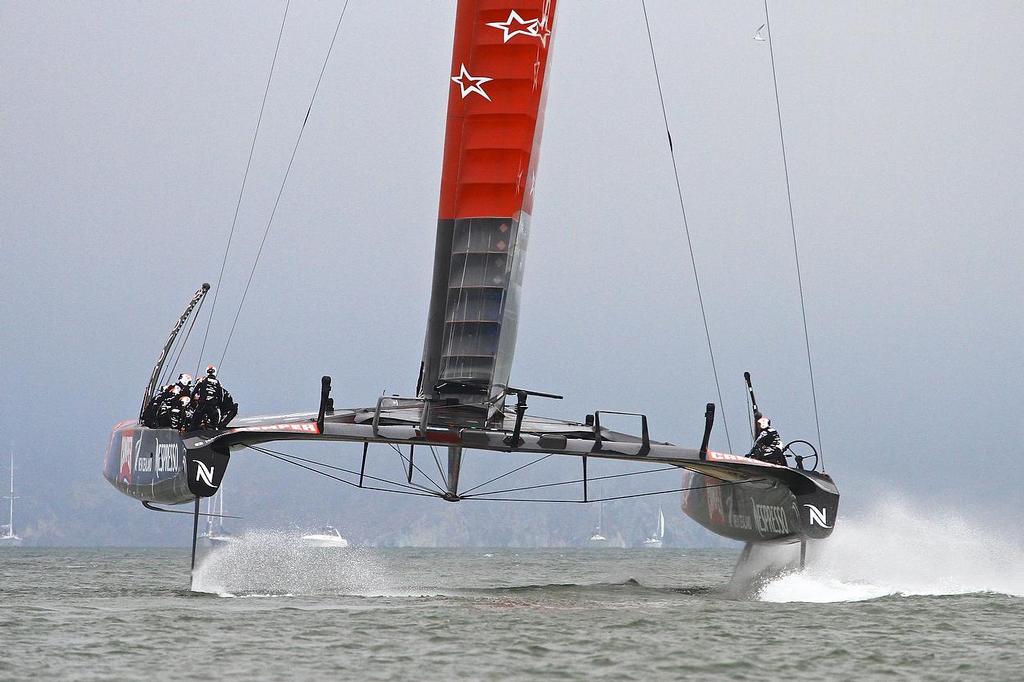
top-left (681, 468), bottom-right (839, 543)
top-left (103, 421), bottom-right (229, 505)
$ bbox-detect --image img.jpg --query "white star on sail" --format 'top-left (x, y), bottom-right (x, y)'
top-left (486, 10), bottom-right (540, 43)
top-left (451, 63), bottom-right (493, 101)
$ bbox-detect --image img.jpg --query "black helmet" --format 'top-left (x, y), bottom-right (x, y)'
top-left (206, 364), bottom-right (217, 378)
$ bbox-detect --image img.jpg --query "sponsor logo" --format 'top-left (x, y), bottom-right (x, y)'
top-left (752, 501), bottom-right (791, 536)
top-left (234, 422), bottom-right (319, 434)
top-left (451, 63), bottom-right (493, 102)
top-left (706, 450), bottom-right (784, 467)
top-left (118, 436), bottom-right (134, 484)
top-left (485, 10), bottom-right (540, 43)
top-left (195, 461), bottom-right (216, 488)
top-left (134, 454), bottom-right (152, 473)
top-left (804, 504), bottom-right (832, 528)
top-left (156, 443), bottom-right (179, 473)
top-left (706, 486), bottom-right (725, 524)
top-left (727, 496), bottom-right (753, 531)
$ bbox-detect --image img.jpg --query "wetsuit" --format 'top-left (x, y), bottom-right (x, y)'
top-left (749, 426), bottom-right (786, 466)
top-left (143, 385), bottom-right (174, 427)
top-left (190, 376), bottom-right (225, 430)
top-left (219, 390), bottom-right (238, 428)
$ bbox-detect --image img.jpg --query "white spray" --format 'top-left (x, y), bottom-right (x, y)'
top-left (759, 497), bottom-right (1024, 602)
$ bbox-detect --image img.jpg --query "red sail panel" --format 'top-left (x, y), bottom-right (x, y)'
top-left (439, 0), bottom-right (557, 220)
top-left (419, 0), bottom-right (558, 414)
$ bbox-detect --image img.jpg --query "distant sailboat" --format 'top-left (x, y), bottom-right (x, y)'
top-left (301, 525), bottom-right (349, 548)
top-left (589, 502), bottom-right (608, 545)
top-left (1, 450), bottom-right (22, 547)
top-left (642, 507), bottom-right (665, 548)
top-left (198, 486), bottom-right (234, 548)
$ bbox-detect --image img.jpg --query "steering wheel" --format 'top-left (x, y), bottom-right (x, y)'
top-left (783, 439), bottom-right (819, 471)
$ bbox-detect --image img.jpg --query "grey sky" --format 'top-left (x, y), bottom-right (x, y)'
top-left (2, 1), bottom-right (1022, 545)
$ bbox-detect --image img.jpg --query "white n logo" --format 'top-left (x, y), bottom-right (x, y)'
top-left (804, 504), bottom-right (832, 528)
top-left (195, 461), bottom-right (216, 488)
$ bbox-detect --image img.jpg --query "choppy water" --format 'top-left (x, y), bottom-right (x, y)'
top-left (3, 506), bottom-right (1023, 680)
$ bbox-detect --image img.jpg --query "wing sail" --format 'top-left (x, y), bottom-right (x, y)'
top-left (419, 0), bottom-right (558, 417)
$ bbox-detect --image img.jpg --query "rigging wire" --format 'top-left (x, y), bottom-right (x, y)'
top-left (462, 478), bottom-right (768, 505)
top-left (219, 0), bottom-right (352, 369)
top-left (460, 454), bottom-right (552, 496)
top-left (247, 444), bottom-right (444, 491)
top-left (245, 444), bottom-right (443, 495)
top-left (246, 445), bottom-right (443, 499)
top-left (245, 443), bottom-right (761, 505)
top-left (385, 442), bottom-right (448, 495)
top-left (427, 444), bottom-right (450, 490)
top-left (195, 1), bottom-right (291, 376)
top-left (641, 0), bottom-right (733, 454)
top-left (462, 464), bottom-right (679, 499)
top-left (762, 1), bottom-right (825, 466)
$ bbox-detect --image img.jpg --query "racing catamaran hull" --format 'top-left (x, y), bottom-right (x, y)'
top-left (682, 467), bottom-right (838, 544)
top-left (103, 420), bottom-right (229, 505)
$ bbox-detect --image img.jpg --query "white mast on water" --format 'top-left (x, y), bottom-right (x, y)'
top-left (2, 449), bottom-right (21, 545)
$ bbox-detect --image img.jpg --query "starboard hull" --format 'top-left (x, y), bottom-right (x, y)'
top-left (681, 468), bottom-right (838, 544)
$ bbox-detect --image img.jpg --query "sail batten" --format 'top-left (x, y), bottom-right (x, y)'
top-left (420, 0), bottom-right (558, 415)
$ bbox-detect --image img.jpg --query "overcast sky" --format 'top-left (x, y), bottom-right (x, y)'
top-left (2, 1), bottom-right (1022, 546)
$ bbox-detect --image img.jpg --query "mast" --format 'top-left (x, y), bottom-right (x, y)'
top-left (419, 1), bottom-right (559, 418)
top-left (657, 507), bottom-right (665, 539)
top-left (7, 450), bottom-right (13, 538)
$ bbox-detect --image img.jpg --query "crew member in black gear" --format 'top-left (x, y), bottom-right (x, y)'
top-left (175, 373), bottom-right (193, 396)
top-left (218, 389), bottom-right (238, 428)
top-left (190, 364), bottom-right (234, 430)
top-left (166, 394), bottom-right (191, 430)
top-left (143, 383), bottom-right (175, 427)
top-left (155, 385), bottom-right (184, 428)
top-left (748, 414), bottom-right (787, 466)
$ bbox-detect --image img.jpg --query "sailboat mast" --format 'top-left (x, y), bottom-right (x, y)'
top-left (8, 450), bottom-right (13, 536)
top-left (218, 486), bottom-right (224, 534)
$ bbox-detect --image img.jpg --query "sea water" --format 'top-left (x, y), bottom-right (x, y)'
top-left (2, 503), bottom-right (1022, 680)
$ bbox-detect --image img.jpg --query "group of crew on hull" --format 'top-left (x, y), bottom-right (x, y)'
top-left (142, 364), bottom-right (237, 431)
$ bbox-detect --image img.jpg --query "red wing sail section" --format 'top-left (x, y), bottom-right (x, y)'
top-left (420, 0), bottom-right (558, 416)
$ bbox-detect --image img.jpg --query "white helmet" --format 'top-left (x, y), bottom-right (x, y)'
top-left (756, 416), bottom-right (771, 432)
top-left (177, 373), bottom-right (193, 386)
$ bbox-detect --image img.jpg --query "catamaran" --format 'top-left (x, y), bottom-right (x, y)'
top-left (102, 0), bottom-right (838, 583)
top-left (1, 450), bottom-right (22, 547)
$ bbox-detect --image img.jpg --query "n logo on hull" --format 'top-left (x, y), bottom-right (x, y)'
top-left (804, 504), bottom-right (832, 528)
top-left (195, 461), bottom-right (216, 488)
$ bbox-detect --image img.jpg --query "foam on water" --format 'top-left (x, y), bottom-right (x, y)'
top-left (192, 530), bottom-right (392, 597)
top-left (759, 498), bottom-right (1024, 603)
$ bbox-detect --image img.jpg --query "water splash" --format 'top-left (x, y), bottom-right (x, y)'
top-left (192, 530), bottom-right (390, 597)
top-left (759, 498), bottom-right (1024, 602)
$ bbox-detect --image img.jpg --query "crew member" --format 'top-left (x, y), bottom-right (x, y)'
top-left (143, 383), bottom-right (175, 428)
top-left (190, 364), bottom-right (231, 430)
top-left (219, 389), bottom-right (238, 428)
top-left (155, 385), bottom-right (183, 428)
top-left (748, 414), bottom-right (787, 466)
top-left (166, 394), bottom-right (191, 430)
top-left (175, 373), bottom-right (193, 396)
